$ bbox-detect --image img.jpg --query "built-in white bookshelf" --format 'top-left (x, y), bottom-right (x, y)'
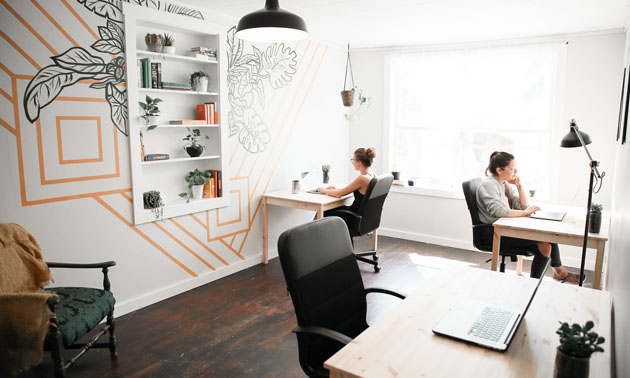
top-left (123, 3), bottom-right (229, 225)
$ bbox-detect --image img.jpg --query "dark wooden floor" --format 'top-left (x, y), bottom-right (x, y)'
top-left (15, 235), bottom-right (591, 378)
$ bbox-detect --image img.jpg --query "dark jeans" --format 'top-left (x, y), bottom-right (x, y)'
top-left (480, 227), bottom-right (562, 278)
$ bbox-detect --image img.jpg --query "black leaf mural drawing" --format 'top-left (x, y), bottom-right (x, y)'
top-left (23, 0), bottom-right (204, 136)
top-left (226, 27), bottom-right (298, 153)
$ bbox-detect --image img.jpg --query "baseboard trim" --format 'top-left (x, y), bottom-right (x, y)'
top-left (377, 228), bottom-right (595, 270)
top-left (114, 248), bottom-right (279, 317)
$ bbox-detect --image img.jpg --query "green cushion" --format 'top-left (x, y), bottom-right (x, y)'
top-left (44, 287), bottom-right (115, 347)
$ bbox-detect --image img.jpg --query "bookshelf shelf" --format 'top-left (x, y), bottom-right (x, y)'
top-left (138, 88), bottom-right (219, 96)
top-left (137, 49), bottom-right (218, 64)
top-left (140, 124), bottom-right (220, 129)
top-left (141, 155), bottom-right (220, 165)
top-left (123, 3), bottom-right (229, 225)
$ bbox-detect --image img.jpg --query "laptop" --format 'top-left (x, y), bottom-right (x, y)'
top-left (530, 209), bottom-right (566, 221)
top-left (432, 261), bottom-right (550, 351)
top-left (300, 171), bottom-right (325, 195)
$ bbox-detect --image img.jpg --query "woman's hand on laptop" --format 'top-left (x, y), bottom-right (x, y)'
top-left (525, 206), bottom-right (540, 216)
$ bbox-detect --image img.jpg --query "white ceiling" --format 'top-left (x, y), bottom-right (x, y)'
top-left (184, 0), bottom-right (629, 48)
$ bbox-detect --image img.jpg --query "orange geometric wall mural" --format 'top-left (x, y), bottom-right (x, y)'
top-left (0, 0), bottom-right (329, 280)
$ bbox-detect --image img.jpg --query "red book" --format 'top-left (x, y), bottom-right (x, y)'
top-left (196, 104), bottom-right (206, 121)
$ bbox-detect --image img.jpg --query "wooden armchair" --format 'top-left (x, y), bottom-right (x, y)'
top-left (44, 261), bottom-right (118, 378)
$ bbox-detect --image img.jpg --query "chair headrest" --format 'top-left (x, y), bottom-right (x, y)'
top-left (462, 178), bottom-right (483, 225)
top-left (367, 174), bottom-right (394, 200)
top-left (277, 217), bottom-right (355, 280)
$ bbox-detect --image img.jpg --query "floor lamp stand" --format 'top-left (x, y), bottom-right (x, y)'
top-left (579, 160), bottom-right (598, 287)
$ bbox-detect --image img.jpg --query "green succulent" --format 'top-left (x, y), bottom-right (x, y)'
top-left (556, 321), bottom-right (605, 358)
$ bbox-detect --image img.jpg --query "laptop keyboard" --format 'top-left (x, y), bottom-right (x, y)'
top-left (468, 306), bottom-right (514, 342)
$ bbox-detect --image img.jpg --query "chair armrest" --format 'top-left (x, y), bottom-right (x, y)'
top-left (46, 261), bottom-right (116, 269)
top-left (292, 325), bottom-right (352, 345)
top-left (365, 287), bottom-right (406, 300)
top-left (325, 209), bottom-right (361, 221)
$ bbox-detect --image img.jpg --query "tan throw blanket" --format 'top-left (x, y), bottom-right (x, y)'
top-left (0, 223), bottom-right (54, 376)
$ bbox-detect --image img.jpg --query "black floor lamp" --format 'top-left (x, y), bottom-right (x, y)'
top-left (560, 119), bottom-right (605, 286)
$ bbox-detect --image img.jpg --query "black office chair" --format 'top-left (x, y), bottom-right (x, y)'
top-left (278, 217), bottom-right (405, 378)
top-left (324, 174), bottom-right (394, 272)
top-left (462, 178), bottom-right (534, 274)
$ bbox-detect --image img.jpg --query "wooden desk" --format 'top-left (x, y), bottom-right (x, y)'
top-left (260, 190), bottom-right (355, 264)
top-left (324, 267), bottom-right (611, 378)
top-left (492, 207), bottom-right (610, 289)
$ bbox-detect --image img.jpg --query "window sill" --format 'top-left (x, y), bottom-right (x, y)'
top-left (390, 185), bottom-right (464, 200)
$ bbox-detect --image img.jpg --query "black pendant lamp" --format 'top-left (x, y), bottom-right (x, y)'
top-left (235, 0), bottom-right (308, 43)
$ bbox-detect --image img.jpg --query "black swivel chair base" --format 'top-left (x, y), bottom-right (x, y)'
top-left (485, 254), bottom-right (518, 273)
top-left (355, 251), bottom-right (380, 272)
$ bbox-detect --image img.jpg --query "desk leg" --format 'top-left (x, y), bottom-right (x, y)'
top-left (262, 197), bottom-right (268, 264)
top-left (491, 229), bottom-right (501, 272)
top-left (516, 256), bottom-right (524, 275)
top-left (315, 206), bottom-right (324, 219)
top-left (372, 229), bottom-right (378, 251)
top-left (593, 240), bottom-right (605, 290)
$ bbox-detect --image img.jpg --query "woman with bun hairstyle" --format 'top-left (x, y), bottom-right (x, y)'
top-left (476, 151), bottom-right (581, 284)
top-left (318, 147), bottom-right (376, 213)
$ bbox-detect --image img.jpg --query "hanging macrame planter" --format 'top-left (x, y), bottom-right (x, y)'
top-left (341, 44), bottom-right (355, 107)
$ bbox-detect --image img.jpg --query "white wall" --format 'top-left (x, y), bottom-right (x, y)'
top-left (607, 26), bottom-right (630, 378)
top-left (350, 32), bottom-right (625, 269)
top-left (0, 1), bottom-right (348, 315)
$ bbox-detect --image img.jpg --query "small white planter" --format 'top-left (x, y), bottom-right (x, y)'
top-left (193, 77), bottom-right (208, 92)
top-left (163, 46), bottom-right (175, 54)
top-left (191, 185), bottom-right (205, 200)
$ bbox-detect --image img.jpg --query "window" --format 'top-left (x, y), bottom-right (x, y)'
top-left (388, 42), bottom-right (562, 197)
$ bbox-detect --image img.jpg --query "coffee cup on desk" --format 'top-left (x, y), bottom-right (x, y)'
top-left (292, 180), bottom-right (300, 194)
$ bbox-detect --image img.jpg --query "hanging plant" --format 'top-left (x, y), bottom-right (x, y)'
top-left (341, 43), bottom-right (355, 107)
top-left (143, 190), bottom-right (164, 221)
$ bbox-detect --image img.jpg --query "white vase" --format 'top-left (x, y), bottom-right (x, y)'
top-left (163, 46), bottom-right (175, 54)
top-left (147, 115), bottom-right (160, 125)
top-left (193, 77), bottom-right (208, 92)
top-left (192, 185), bottom-right (204, 200)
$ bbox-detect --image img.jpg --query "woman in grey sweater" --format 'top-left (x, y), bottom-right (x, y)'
top-left (476, 151), bottom-right (580, 284)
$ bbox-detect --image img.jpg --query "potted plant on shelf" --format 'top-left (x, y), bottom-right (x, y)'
top-left (322, 165), bottom-right (331, 184)
top-left (554, 321), bottom-right (605, 378)
top-left (589, 203), bottom-right (603, 233)
top-left (139, 95), bottom-right (163, 131)
top-left (162, 33), bottom-right (175, 54)
top-left (145, 33), bottom-right (163, 52)
top-left (143, 190), bottom-right (164, 221)
top-left (179, 169), bottom-right (213, 202)
top-left (190, 71), bottom-right (209, 92)
top-left (183, 128), bottom-right (209, 157)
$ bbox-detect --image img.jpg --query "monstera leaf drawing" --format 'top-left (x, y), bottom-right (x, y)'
top-left (92, 20), bottom-right (124, 54)
top-left (106, 83), bottom-right (128, 135)
top-left (165, 4), bottom-right (204, 19)
top-left (23, 66), bottom-right (93, 123)
top-left (237, 108), bottom-right (270, 153)
top-left (227, 27), bottom-right (243, 68)
top-left (228, 93), bottom-right (246, 117)
top-left (52, 47), bottom-right (105, 73)
top-left (78, 0), bottom-right (122, 20)
top-left (228, 111), bottom-right (238, 137)
top-left (261, 44), bottom-right (297, 89)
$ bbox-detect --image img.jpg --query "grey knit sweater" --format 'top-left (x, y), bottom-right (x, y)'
top-left (476, 176), bottom-right (526, 224)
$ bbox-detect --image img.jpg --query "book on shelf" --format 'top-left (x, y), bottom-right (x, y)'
top-left (137, 59), bottom-right (142, 88)
top-left (156, 62), bottom-right (162, 88)
top-left (206, 169), bottom-right (220, 198)
top-left (141, 58), bottom-right (151, 88)
top-left (150, 62), bottom-right (158, 88)
top-left (196, 103), bottom-right (217, 124)
top-left (144, 153), bottom-right (170, 161)
top-left (191, 47), bottom-right (216, 54)
top-left (186, 52), bottom-right (217, 61)
top-left (139, 132), bottom-right (145, 162)
top-left (169, 120), bottom-right (209, 125)
top-left (216, 170), bottom-right (222, 197)
top-left (162, 81), bottom-right (191, 91)
top-left (203, 171), bottom-right (216, 199)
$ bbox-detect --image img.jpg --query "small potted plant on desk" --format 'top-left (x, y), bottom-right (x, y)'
top-left (139, 95), bottom-right (163, 131)
top-left (322, 165), bottom-right (330, 184)
top-left (589, 203), bottom-right (603, 233)
top-left (179, 169), bottom-right (213, 202)
top-left (554, 320), bottom-right (605, 378)
top-left (183, 128), bottom-right (209, 157)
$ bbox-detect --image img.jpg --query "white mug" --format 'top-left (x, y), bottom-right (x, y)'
top-left (292, 180), bottom-right (300, 194)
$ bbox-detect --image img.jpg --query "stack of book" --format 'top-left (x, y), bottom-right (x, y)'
top-left (139, 59), bottom-right (164, 89)
top-left (196, 103), bottom-right (218, 124)
top-left (188, 47), bottom-right (217, 61)
top-left (203, 170), bottom-right (222, 198)
top-left (162, 81), bottom-right (191, 91)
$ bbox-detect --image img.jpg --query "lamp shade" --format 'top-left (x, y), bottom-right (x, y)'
top-left (235, 0), bottom-right (308, 43)
top-left (560, 120), bottom-right (592, 148)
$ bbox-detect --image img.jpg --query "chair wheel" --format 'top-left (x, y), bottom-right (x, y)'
top-left (373, 255), bottom-right (379, 261)
top-left (374, 264), bottom-right (381, 273)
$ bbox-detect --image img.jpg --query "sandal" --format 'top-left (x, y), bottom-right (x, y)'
top-left (555, 272), bottom-right (584, 285)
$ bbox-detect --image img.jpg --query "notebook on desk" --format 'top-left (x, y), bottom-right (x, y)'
top-left (530, 209), bottom-right (566, 221)
top-left (301, 171), bottom-right (325, 195)
top-left (432, 261), bottom-right (549, 351)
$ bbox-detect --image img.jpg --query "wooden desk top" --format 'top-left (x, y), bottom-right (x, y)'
top-left (262, 189), bottom-right (352, 205)
top-left (324, 267), bottom-right (611, 378)
top-left (493, 206), bottom-right (609, 241)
